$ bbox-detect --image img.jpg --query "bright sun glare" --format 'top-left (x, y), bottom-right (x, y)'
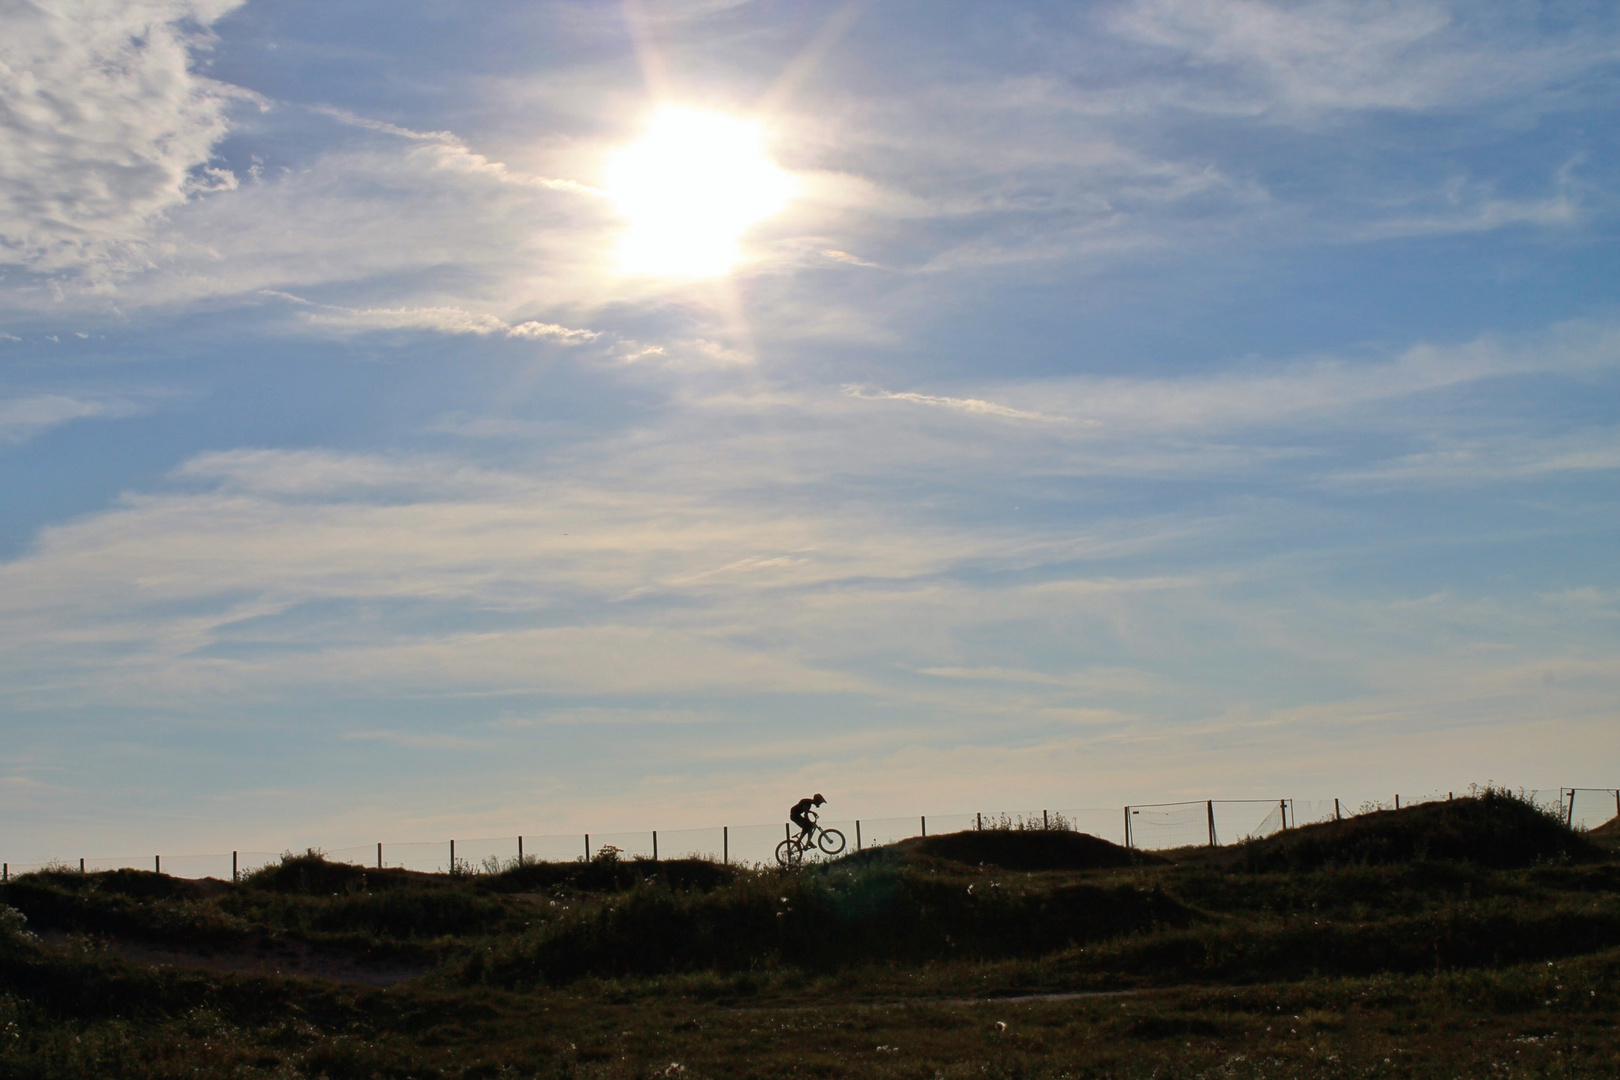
top-left (606, 106), bottom-right (795, 279)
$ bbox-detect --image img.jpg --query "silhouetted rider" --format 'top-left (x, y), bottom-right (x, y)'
top-left (790, 794), bottom-right (826, 846)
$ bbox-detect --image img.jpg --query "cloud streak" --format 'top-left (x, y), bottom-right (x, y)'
top-left (0, 394), bottom-right (142, 443)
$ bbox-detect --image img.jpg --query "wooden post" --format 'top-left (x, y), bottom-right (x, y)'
top-left (921, 816), bottom-right (927, 838)
top-left (977, 812), bottom-right (982, 830)
top-left (1567, 789), bottom-right (1575, 828)
top-left (449, 839), bottom-right (455, 873)
top-left (723, 826), bottom-right (728, 865)
top-left (155, 855), bottom-right (160, 874)
top-left (1281, 798), bottom-right (1288, 829)
top-left (1207, 800), bottom-right (1216, 847)
top-left (785, 823), bottom-right (791, 841)
top-left (377, 842), bottom-right (383, 869)
top-left (1335, 798), bottom-right (1341, 821)
top-left (1123, 806), bottom-right (1132, 849)
top-left (80, 858), bottom-right (85, 873)
top-left (584, 834), bottom-right (590, 861)
top-left (518, 836), bottom-right (523, 863)
top-left (652, 831), bottom-right (658, 861)
top-left (1394, 795), bottom-right (1400, 810)
top-left (1043, 809), bottom-right (1049, 829)
top-left (856, 820), bottom-right (862, 851)
top-left (3, 864), bottom-right (7, 882)
top-left (232, 851), bottom-right (238, 882)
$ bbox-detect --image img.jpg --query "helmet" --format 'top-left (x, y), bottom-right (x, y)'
top-left (813, 793), bottom-right (825, 804)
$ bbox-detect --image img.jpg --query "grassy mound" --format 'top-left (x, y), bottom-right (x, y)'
top-left (473, 859), bottom-right (1195, 985)
top-left (479, 856), bottom-right (739, 894)
top-left (898, 828), bottom-right (1150, 870)
top-left (1236, 790), bottom-right (1594, 871)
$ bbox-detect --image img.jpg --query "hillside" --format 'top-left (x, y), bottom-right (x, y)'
top-left (3, 791), bottom-right (1619, 1078)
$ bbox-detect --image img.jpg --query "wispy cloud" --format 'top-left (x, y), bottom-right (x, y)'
top-left (264, 292), bottom-right (599, 342)
top-left (310, 105), bottom-right (605, 196)
top-left (842, 385), bottom-right (1066, 422)
top-left (0, 394), bottom-right (142, 443)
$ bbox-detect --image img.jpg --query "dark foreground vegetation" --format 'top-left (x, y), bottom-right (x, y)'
top-left (4, 790), bottom-right (1620, 1078)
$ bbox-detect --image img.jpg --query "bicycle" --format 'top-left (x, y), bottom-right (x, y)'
top-left (776, 821), bottom-right (846, 866)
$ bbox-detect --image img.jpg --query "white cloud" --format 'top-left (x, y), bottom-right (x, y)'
top-left (0, 393), bottom-right (141, 443)
top-left (0, 0), bottom-right (249, 277)
top-left (506, 321), bottom-right (601, 343)
top-left (269, 293), bottom-right (599, 342)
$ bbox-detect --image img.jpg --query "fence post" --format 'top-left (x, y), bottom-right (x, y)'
top-left (1334, 798), bottom-right (1341, 821)
top-left (1394, 795), bottom-right (1400, 810)
top-left (232, 851), bottom-right (238, 882)
top-left (1043, 809), bottom-right (1049, 829)
top-left (449, 839), bottom-right (455, 873)
top-left (856, 820), bottom-right (862, 851)
top-left (1207, 800), bottom-right (1216, 847)
top-left (3, 864), bottom-right (6, 882)
top-left (155, 855), bottom-right (160, 874)
top-left (653, 831), bottom-right (658, 861)
top-left (1280, 798), bottom-right (1288, 829)
top-left (80, 858), bottom-right (85, 874)
top-left (518, 836), bottom-right (523, 863)
top-left (921, 816), bottom-right (927, 838)
top-left (1123, 806), bottom-right (1132, 849)
top-left (723, 826), bottom-right (728, 865)
top-left (977, 812), bottom-right (982, 831)
top-left (377, 842), bottom-right (383, 870)
top-left (585, 834), bottom-right (590, 861)
top-left (1567, 789), bottom-right (1575, 828)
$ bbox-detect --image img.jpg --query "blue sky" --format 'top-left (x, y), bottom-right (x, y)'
top-left (2, 0), bottom-right (1618, 860)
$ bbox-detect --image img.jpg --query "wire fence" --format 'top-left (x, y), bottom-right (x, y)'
top-left (2, 787), bottom-right (1610, 882)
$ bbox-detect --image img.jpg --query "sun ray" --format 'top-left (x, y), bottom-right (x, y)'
top-left (754, 0), bottom-right (872, 119)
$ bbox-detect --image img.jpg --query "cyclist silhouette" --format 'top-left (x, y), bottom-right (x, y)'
top-left (790, 793), bottom-right (825, 845)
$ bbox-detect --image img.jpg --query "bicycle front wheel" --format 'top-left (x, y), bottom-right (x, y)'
top-left (775, 839), bottom-right (802, 867)
top-left (817, 828), bottom-right (846, 856)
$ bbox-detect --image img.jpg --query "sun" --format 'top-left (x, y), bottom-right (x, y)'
top-left (605, 106), bottom-right (796, 279)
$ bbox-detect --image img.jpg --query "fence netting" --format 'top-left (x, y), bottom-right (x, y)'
top-left (1565, 788), bottom-right (1620, 832)
top-left (5, 784), bottom-right (1613, 881)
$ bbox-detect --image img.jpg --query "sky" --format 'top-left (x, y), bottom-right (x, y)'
top-left (2, 0), bottom-right (1619, 862)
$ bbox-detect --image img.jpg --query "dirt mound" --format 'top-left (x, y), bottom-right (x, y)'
top-left (897, 830), bottom-right (1153, 871)
top-left (1237, 792), bottom-right (1595, 871)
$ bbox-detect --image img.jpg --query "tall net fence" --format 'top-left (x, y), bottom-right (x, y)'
top-left (1565, 788), bottom-right (1620, 832)
top-left (5, 783), bottom-right (1612, 881)
top-left (1121, 800), bottom-right (1290, 850)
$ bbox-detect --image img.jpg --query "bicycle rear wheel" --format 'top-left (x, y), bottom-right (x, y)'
top-left (775, 839), bottom-right (802, 867)
top-left (817, 828), bottom-right (846, 856)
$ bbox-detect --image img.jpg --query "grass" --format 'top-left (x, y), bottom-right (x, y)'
top-left (2, 790), bottom-right (1618, 1078)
